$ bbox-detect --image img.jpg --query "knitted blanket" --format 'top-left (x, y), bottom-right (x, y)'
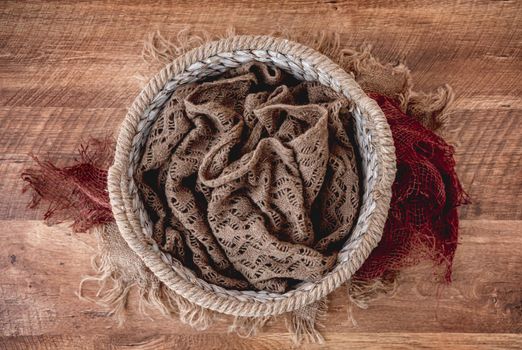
top-left (134, 62), bottom-right (360, 292)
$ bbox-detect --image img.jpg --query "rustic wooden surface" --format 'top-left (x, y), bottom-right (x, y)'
top-left (1, 1), bottom-right (521, 349)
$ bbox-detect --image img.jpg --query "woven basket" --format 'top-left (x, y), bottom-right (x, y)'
top-left (108, 35), bottom-right (396, 318)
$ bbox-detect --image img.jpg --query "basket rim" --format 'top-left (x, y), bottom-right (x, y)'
top-left (108, 35), bottom-right (396, 317)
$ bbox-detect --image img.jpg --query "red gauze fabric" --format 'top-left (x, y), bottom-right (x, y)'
top-left (354, 93), bottom-right (469, 282)
top-left (21, 139), bottom-right (113, 232)
top-left (21, 93), bottom-right (468, 283)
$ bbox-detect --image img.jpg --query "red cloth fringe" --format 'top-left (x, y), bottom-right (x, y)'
top-left (21, 94), bottom-right (468, 282)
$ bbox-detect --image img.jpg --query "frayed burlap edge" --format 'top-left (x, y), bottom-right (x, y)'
top-left (78, 28), bottom-right (454, 343)
top-left (79, 223), bottom-right (331, 342)
top-left (78, 224), bottom-right (215, 330)
top-left (78, 223), bottom-right (397, 343)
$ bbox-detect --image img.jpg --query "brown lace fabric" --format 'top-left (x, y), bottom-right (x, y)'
top-left (135, 63), bottom-right (361, 293)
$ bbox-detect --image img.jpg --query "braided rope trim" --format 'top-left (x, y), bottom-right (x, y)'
top-left (108, 35), bottom-right (396, 317)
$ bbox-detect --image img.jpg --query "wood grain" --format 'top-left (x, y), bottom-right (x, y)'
top-left (0, 0), bottom-right (520, 349)
top-left (2, 333), bottom-right (522, 350)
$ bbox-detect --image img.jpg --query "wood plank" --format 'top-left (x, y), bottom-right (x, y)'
top-left (1, 333), bottom-right (522, 350)
top-left (1, 1), bottom-right (520, 109)
top-left (1, 220), bottom-right (520, 338)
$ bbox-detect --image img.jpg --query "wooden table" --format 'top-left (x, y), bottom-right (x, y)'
top-left (1, 1), bottom-right (520, 349)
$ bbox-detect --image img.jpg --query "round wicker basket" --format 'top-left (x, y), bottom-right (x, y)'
top-left (108, 35), bottom-right (396, 318)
